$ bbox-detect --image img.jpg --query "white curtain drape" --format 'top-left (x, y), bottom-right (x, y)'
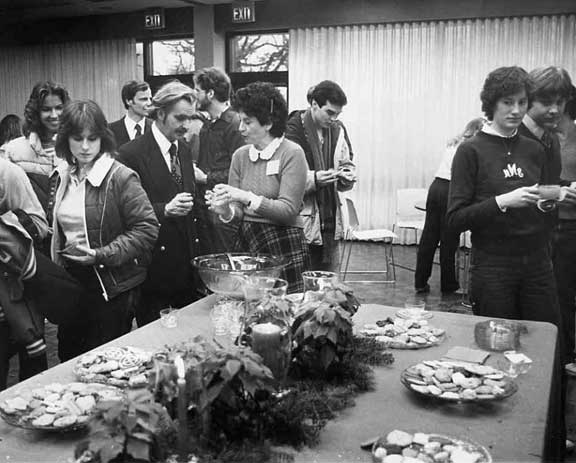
top-left (289, 15), bottom-right (576, 242)
top-left (0, 39), bottom-right (137, 124)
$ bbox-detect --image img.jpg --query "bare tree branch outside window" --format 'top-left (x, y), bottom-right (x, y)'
top-left (152, 39), bottom-right (195, 76)
top-left (230, 33), bottom-right (289, 72)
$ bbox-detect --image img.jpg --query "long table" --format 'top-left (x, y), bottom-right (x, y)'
top-left (0, 297), bottom-right (560, 462)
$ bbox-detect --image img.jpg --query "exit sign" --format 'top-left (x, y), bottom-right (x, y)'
top-left (232, 1), bottom-right (255, 23)
top-left (144, 9), bottom-right (165, 30)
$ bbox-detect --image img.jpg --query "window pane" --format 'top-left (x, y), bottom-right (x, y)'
top-left (229, 33), bottom-right (288, 73)
top-left (151, 38), bottom-right (195, 76)
top-left (136, 42), bottom-right (144, 80)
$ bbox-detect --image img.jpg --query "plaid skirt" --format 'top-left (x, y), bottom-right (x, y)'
top-left (234, 221), bottom-right (311, 293)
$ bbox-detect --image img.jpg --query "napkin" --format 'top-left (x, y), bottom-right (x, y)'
top-left (442, 346), bottom-right (490, 364)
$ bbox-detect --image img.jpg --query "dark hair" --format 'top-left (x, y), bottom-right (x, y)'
top-left (310, 80), bottom-right (347, 108)
top-left (121, 80), bottom-right (150, 109)
top-left (566, 85), bottom-right (576, 120)
top-left (23, 81), bottom-right (70, 139)
top-left (0, 114), bottom-right (22, 146)
top-left (194, 67), bottom-right (232, 103)
top-left (55, 100), bottom-right (116, 165)
top-left (480, 67), bottom-right (532, 120)
top-left (529, 67), bottom-right (573, 105)
top-left (233, 82), bottom-right (288, 138)
top-left (148, 80), bottom-right (196, 121)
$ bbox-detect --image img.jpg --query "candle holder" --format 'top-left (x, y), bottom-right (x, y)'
top-left (242, 277), bottom-right (292, 384)
top-left (301, 271), bottom-right (338, 303)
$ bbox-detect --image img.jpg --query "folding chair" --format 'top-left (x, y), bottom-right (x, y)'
top-left (339, 197), bottom-right (398, 283)
top-left (392, 188), bottom-right (427, 244)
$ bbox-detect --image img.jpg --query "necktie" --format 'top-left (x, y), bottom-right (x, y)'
top-left (134, 124), bottom-right (142, 138)
top-left (541, 131), bottom-right (552, 150)
top-left (169, 143), bottom-right (183, 189)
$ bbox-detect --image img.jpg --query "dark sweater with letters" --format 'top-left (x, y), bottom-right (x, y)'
top-left (447, 130), bottom-right (549, 255)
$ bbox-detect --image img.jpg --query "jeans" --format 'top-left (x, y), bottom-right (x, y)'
top-left (552, 220), bottom-right (576, 360)
top-left (58, 287), bottom-right (138, 362)
top-left (309, 231), bottom-right (341, 273)
top-left (470, 247), bottom-right (564, 353)
top-left (415, 178), bottom-right (460, 292)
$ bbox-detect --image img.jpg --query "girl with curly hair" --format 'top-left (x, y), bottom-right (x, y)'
top-left (1, 81), bottom-right (70, 212)
top-left (447, 66), bottom-right (561, 328)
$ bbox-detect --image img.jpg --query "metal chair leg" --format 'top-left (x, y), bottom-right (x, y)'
top-left (342, 240), bottom-right (353, 281)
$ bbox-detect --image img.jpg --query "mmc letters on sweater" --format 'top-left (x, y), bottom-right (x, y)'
top-left (502, 163), bottom-right (524, 179)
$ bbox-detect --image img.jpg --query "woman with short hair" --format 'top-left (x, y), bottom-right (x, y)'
top-left (206, 82), bottom-right (310, 292)
top-left (50, 99), bottom-right (159, 361)
top-left (447, 66), bottom-right (561, 327)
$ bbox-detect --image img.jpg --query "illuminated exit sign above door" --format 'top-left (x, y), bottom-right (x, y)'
top-left (144, 8), bottom-right (165, 30)
top-left (231, 1), bottom-right (255, 23)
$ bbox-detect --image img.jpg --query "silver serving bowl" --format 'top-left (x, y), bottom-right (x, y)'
top-left (192, 253), bottom-right (286, 298)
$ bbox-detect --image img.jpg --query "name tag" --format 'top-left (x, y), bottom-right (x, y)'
top-left (266, 160), bottom-right (280, 176)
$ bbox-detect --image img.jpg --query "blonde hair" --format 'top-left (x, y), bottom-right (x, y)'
top-left (447, 117), bottom-right (486, 147)
top-left (149, 80), bottom-right (196, 120)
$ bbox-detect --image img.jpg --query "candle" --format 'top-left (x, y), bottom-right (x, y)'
top-left (175, 355), bottom-right (188, 459)
top-left (251, 322), bottom-right (290, 383)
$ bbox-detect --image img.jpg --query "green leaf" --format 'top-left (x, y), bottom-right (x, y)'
top-left (126, 436), bottom-right (150, 461)
top-left (98, 441), bottom-right (123, 463)
top-left (320, 344), bottom-right (336, 370)
top-left (223, 359), bottom-right (242, 379)
top-left (326, 328), bottom-right (338, 345)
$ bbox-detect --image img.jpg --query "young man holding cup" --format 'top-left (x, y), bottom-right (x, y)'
top-left (519, 67), bottom-right (576, 364)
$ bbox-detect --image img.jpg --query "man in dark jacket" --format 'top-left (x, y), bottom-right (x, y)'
top-left (109, 80), bottom-right (152, 148)
top-left (118, 81), bottom-right (200, 325)
top-left (193, 67), bottom-right (244, 254)
top-left (0, 158), bottom-right (48, 390)
top-left (285, 80), bottom-right (356, 272)
top-left (521, 67), bottom-right (576, 365)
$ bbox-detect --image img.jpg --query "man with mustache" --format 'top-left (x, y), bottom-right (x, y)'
top-left (118, 81), bottom-right (200, 325)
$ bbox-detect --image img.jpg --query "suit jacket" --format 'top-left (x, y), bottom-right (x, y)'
top-left (518, 122), bottom-right (562, 185)
top-left (109, 117), bottom-right (152, 149)
top-left (117, 131), bottom-right (198, 293)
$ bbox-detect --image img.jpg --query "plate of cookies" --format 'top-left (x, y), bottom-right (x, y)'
top-left (0, 382), bottom-right (123, 432)
top-left (401, 360), bottom-right (517, 402)
top-left (367, 429), bottom-right (492, 463)
top-left (359, 318), bottom-right (446, 349)
top-left (74, 346), bottom-right (153, 388)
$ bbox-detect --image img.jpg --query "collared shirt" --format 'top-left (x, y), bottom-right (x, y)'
top-left (123, 115), bottom-right (146, 141)
top-left (482, 123), bottom-right (518, 138)
top-left (151, 122), bottom-right (178, 170)
top-left (522, 114), bottom-right (545, 140)
top-left (56, 154), bottom-right (115, 248)
top-left (248, 136), bottom-right (284, 162)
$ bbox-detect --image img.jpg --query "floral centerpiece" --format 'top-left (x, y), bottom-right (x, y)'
top-left (74, 280), bottom-right (393, 463)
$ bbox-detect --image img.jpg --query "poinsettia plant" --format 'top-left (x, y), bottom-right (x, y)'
top-left (73, 389), bottom-right (175, 463)
top-left (291, 299), bottom-right (353, 374)
top-left (322, 281), bottom-right (361, 316)
top-left (150, 336), bottom-right (277, 445)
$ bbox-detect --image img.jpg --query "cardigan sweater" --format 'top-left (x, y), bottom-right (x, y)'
top-left (447, 130), bottom-right (549, 255)
top-left (229, 138), bottom-right (307, 228)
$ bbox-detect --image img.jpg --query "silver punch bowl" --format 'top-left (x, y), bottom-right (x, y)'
top-left (192, 253), bottom-right (287, 298)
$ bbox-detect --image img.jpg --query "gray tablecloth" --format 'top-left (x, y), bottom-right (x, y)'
top-left (0, 298), bottom-right (558, 462)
